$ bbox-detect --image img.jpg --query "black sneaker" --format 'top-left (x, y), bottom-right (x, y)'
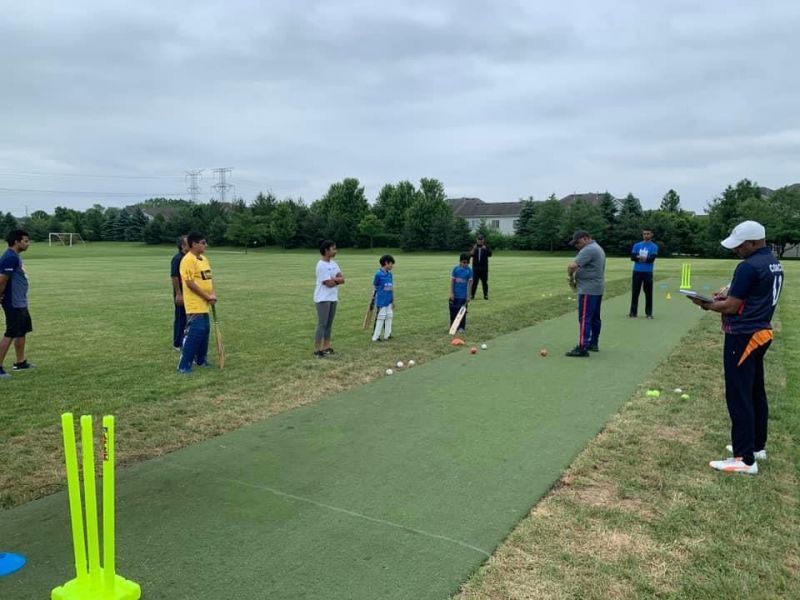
top-left (314, 351), bottom-right (326, 358)
top-left (628, 313), bottom-right (637, 318)
top-left (565, 346), bottom-right (590, 357)
top-left (323, 348), bottom-right (335, 355)
top-left (646, 315), bottom-right (654, 319)
top-left (588, 345), bottom-right (599, 352)
top-left (12, 360), bottom-right (35, 370)
top-left (0, 367), bottom-right (10, 379)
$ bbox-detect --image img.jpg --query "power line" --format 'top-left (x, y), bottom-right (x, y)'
top-left (0, 187), bottom-right (186, 197)
top-left (0, 170), bottom-right (184, 179)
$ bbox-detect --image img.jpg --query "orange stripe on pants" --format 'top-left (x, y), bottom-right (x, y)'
top-left (737, 329), bottom-right (773, 367)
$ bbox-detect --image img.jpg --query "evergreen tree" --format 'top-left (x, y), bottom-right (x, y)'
top-left (531, 195), bottom-right (565, 251)
top-left (660, 189), bottom-right (681, 213)
top-left (513, 199), bottom-right (538, 249)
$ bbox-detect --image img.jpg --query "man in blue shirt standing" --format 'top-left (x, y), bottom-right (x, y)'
top-left (0, 229), bottom-right (34, 378)
top-left (691, 221), bottom-right (783, 475)
top-left (629, 228), bottom-right (658, 318)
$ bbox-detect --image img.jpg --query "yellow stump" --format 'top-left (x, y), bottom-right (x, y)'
top-left (52, 413), bottom-right (141, 600)
top-left (680, 263), bottom-right (692, 289)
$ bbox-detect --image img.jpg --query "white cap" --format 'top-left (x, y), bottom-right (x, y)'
top-left (721, 220), bottom-right (766, 249)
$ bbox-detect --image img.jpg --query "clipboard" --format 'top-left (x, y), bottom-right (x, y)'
top-left (679, 289), bottom-right (714, 303)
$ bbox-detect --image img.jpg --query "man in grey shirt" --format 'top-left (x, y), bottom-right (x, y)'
top-left (566, 230), bottom-right (606, 357)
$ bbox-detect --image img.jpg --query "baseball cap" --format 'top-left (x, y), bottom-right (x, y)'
top-left (720, 220), bottom-right (766, 249)
top-left (569, 230), bottom-right (590, 245)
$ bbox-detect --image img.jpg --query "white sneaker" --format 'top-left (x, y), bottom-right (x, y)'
top-left (725, 445), bottom-right (767, 460)
top-left (709, 457), bottom-right (758, 475)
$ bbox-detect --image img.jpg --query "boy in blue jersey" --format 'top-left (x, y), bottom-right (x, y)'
top-left (629, 228), bottom-right (658, 318)
top-left (449, 253), bottom-right (473, 333)
top-left (371, 255), bottom-right (395, 342)
top-left (690, 221), bottom-right (783, 475)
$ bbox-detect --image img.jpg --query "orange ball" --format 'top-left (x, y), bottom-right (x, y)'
top-left (469, 347), bottom-right (477, 354)
top-left (539, 348), bottom-right (548, 357)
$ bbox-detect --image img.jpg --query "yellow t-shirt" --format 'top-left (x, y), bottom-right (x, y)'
top-left (180, 252), bottom-right (213, 314)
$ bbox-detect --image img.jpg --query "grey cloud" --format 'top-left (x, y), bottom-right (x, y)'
top-left (1, 1), bottom-right (799, 215)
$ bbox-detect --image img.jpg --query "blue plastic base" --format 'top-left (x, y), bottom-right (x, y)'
top-left (0, 552), bottom-right (27, 576)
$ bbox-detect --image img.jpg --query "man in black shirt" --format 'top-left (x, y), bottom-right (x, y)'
top-left (470, 234), bottom-right (492, 300)
top-left (170, 235), bottom-right (188, 351)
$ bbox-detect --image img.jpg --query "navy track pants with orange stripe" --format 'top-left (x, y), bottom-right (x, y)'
top-left (724, 331), bottom-right (773, 465)
top-left (577, 294), bottom-right (602, 350)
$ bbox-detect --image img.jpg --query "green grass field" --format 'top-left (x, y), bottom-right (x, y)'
top-left (1, 243), bottom-right (797, 598)
top-left (2, 242), bottom-right (642, 507)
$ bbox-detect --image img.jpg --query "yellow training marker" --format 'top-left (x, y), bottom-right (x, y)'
top-left (52, 413), bottom-right (141, 600)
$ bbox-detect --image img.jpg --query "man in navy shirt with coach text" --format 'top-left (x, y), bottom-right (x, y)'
top-left (691, 221), bottom-right (783, 475)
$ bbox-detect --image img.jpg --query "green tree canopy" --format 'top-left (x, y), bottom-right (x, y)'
top-left (315, 178), bottom-right (369, 246)
top-left (531, 195), bottom-right (565, 251)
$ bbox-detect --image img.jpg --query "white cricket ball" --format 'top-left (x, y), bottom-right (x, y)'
top-left (396, 361), bottom-right (404, 369)
top-left (674, 388), bottom-right (683, 393)
top-left (481, 343), bottom-right (488, 349)
top-left (408, 360), bottom-right (416, 367)
top-left (385, 368), bottom-right (393, 375)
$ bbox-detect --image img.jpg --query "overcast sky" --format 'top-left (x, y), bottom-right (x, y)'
top-left (2, 0), bottom-right (798, 216)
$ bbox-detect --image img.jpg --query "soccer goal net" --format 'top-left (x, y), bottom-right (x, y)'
top-left (48, 233), bottom-right (86, 247)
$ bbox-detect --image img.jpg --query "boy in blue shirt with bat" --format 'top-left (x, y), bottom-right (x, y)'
top-left (371, 255), bottom-right (395, 341)
top-left (449, 253), bottom-right (473, 333)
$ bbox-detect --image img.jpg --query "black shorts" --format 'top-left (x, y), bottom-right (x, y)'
top-left (3, 307), bottom-right (33, 338)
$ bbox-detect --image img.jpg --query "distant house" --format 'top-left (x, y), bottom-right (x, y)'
top-left (447, 193), bottom-right (616, 235)
top-left (447, 198), bottom-right (524, 235)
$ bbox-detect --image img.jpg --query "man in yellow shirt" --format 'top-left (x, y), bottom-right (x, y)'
top-left (177, 231), bottom-right (217, 373)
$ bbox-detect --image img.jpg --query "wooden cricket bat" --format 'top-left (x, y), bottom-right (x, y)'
top-left (211, 304), bottom-right (225, 370)
top-left (449, 305), bottom-right (467, 335)
top-left (362, 292), bottom-right (376, 330)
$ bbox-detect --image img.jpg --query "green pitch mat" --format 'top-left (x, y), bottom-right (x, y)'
top-left (0, 285), bottom-right (709, 599)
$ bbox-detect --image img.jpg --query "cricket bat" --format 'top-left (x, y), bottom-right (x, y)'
top-left (449, 305), bottom-right (467, 335)
top-left (362, 291), bottom-right (376, 330)
top-left (211, 304), bottom-right (225, 370)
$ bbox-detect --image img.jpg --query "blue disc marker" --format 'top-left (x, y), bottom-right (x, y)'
top-left (0, 552), bottom-right (27, 576)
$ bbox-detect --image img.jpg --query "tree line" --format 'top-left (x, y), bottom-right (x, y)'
top-left (2, 177), bottom-right (798, 257)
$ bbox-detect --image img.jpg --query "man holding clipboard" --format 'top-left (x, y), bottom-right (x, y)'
top-left (686, 221), bottom-right (784, 475)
